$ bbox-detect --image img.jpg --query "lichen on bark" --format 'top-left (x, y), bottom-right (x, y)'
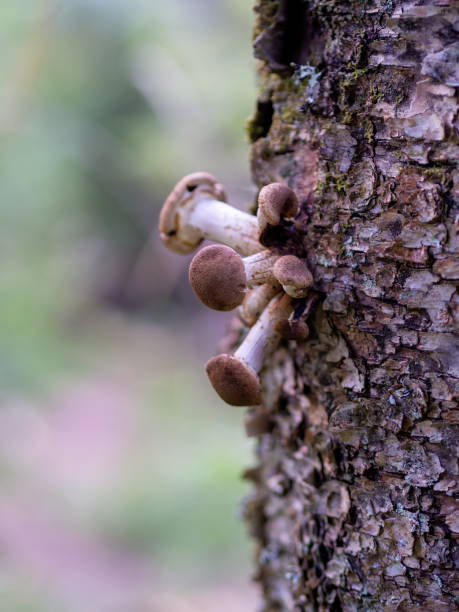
top-left (243, 1), bottom-right (458, 610)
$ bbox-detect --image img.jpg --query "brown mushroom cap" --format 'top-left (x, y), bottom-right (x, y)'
top-left (273, 255), bottom-right (313, 296)
top-left (159, 172), bottom-right (227, 254)
top-left (205, 354), bottom-right (263, 406)
top-left (258, 183), bottom-right (299, 226)
top-left (274, 319), bottom-right (309, 341)
top-left (189, 245), bottom-right (247, 311)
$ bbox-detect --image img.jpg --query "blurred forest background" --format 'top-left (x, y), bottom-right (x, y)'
top-left (0, 0), bottom-right (259, 610)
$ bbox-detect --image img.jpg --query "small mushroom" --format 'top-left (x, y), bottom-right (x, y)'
top-left (273, 255), bottom-right (313, 298)
top-left (273, 290), bottom-right (320, 340)
top-left (189, 245), bottom-right (312, 311)
top-left (238, 283), bottom-right (281, 326)
top-left (274, 318), bottom-right (309, 341)
top-left (189, 244), bottom-right (279, 311)
top-left (159, 172), bottom-right (262, 255)
top-left (205, 294), bottom-right (293, 405)
top-left (257, 183), bottom-right (299, 231)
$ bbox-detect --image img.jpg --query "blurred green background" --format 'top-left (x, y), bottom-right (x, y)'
top-left (0, 1), bottom-right (259, 609)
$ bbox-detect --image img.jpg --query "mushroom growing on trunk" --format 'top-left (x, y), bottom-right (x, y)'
top-left (189, 244), bottom-right (313, 311)
top-left (257, 182), bottom-right (299, 231)
top-left (205, 293), bottom-right (294, 406)
top-left (159, 172), bottom-right (262, 255)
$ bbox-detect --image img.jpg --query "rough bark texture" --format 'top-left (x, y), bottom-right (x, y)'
top-left (242, 1), bottom-right (458, 610)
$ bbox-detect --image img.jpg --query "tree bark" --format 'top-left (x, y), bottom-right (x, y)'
top-left (243, 1), bottom-right (458, 610)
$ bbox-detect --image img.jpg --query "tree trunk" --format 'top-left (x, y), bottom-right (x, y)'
top-left (243, 1), bottom-right (458, 610)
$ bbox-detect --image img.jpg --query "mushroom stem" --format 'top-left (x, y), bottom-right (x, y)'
top-left (238, 283), bottom-right (281, 326)
top-left (242, 250), bottom-right (280, 285)
top-left (205, 294), bottom-right (293, 406)
top-left (236, 293), bottom-right (292, 372)
top-left (186, 198), bottom-right (261, 255)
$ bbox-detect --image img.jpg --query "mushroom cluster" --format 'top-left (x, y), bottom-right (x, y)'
top-left (159, 172), bottom-right (315, 408)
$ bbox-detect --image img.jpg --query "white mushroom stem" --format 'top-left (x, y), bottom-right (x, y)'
top-left (238, 283), bottom-right (281, 326)
top-left (242, 250), bottom-right (281, 285)
top-left (235, 293), bottom-right (293, 374)
top-left (185, 196), bottom-right (261, 255)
